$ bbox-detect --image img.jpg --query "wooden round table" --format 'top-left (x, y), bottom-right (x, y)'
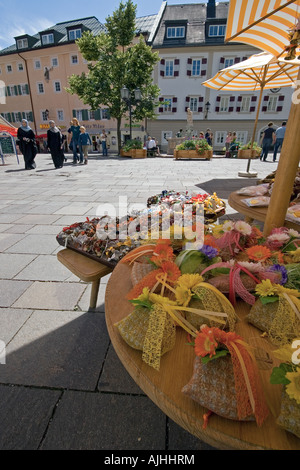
top-left (105, 262), bottom-right (300, 450)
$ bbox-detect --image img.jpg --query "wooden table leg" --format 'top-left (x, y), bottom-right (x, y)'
top-left (90, 279), bottom-right (101, 310)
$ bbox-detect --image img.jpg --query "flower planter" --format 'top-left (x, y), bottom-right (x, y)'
top-left (174, 149), bottom-right (212, 160)
top-left (131, 149), bottom-right (147, 159)
top-left (237, 149), bottom-right (260, 159)
top-left (120, 149), bottom-right (132, 157)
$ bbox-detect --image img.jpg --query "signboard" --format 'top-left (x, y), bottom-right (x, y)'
top-left (0, 132), bottom-right (19, 165)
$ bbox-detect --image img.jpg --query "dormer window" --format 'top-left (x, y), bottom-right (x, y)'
top-left (68, 28), bottom-right (82, 41)
top-left (41, 33), bottom-right (54, 45)
top-left (17, 38), bottom-right (28, 49)
top-left (166, 26), bottom-right (185, 39)
top-left (208, 24), bottom-right (226, 37)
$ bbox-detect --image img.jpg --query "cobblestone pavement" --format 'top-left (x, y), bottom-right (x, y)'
top-left (0, 151), bottom-right (278, 450)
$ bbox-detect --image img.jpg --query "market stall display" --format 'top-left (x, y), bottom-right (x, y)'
top-left (104, 219), bottom-right (300, 447)
top-left (56, 190), bottom-right (227, 266)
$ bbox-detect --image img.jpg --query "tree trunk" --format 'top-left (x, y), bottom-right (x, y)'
top-left (117, 117), bottom-right (122, 156)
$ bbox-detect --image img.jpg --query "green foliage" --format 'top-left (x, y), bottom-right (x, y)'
top-left (201, 348), bottom-right (229, 364)
top-left (176, 139), bottom-right (212, 154)
top-left (241, 141), bottom-right (262, 152)
top-left (122, 139), bottom-right (143, 151)
top-left (175, 250), bottom-right (220, 274)
top-left (270, 363), bottom-right (293, 385)
top-left (66, 1), bottom-right (160, 153)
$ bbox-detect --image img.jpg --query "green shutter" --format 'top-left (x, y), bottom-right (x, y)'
top-left (94, 109), bottom-right (101, 120)
top-left (28, 112), bottom-right (33, 122)
top-left (18, 85), bottom-right (22, 95)
top-left (6, 86), bottom-right (11, 97)
top-left (82, 109), bottom-right (89, 121)
top-left (14, 86), bottom-right (18, 96)
top-left (25, 84), bottom-right (29, 95)
top-left (18, 112), bottom-right (22, 122)
top-left (22, 112), bottom-right (26, 119)
top-left (72, 109), bottom-right (76, 118)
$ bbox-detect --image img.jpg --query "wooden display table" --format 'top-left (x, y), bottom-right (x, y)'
top-left (105, 262), bottom-right (300, 450)
top-left (228, 191), bottom-right (300, 231)
top-left (57, 249), bottom-right (113, 310)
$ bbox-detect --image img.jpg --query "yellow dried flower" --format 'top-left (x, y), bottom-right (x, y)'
top-left (285, 371), bottom-right (300, 405)
top-left (255, 279), bottom-right (278, 297)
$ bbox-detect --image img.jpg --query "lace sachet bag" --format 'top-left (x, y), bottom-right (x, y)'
top-left (270, 343), bottom-right (300, 438)
top-left (115, 301), bottom-right (176, 371)
top-left (163, 273), bottom-right (238, 332)
top-left (182, 327), bottom-right (269, 426)
top-left (247, 280), bottom-right (300, 346)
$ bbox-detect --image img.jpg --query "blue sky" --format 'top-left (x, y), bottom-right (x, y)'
top-left (0, 0), bottom-right (209, 51)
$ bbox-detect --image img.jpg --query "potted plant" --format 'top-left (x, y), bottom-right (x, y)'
top-left (238, 141), bottom-right (262, 159)
top-left (121, 139), bottom-right (146, 158)
top-left (174, 139), bottom-right (212, 160)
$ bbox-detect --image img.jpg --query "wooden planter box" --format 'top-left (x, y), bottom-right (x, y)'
top-left (131, 149), bottom-right (147, 159)
top-left (237, 149), bottom-right (260, 159)
top-left (174, 149), bottom-right (213, 160)
top-left (120, 149), bottom-right (132, 157)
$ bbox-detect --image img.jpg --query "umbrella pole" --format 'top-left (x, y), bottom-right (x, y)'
top-left (238, 85), bottom-right (264, 178)
top-left (263, 67), bottom-right (300, 236)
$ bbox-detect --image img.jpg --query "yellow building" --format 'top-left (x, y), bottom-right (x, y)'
top-left (0, 16), bottom-right (155, 152)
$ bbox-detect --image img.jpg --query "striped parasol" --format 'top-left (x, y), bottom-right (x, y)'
top-left (225, 0), bottom-right (300, 62)
top-left (202, 52), bottom-right (299, 90)
top-left (202, 52), bottom-right (298, 175)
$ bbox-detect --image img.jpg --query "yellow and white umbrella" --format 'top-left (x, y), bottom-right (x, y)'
top-left (224, 1), bottom-right (300, 234)
top-left (202, 52), bottom-right (298, 175)
top-left (225, 0), bottom-right (300, 62)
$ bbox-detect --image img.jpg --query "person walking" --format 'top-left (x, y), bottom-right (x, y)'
top-left (17, 119), bottom-right (38, 170)
top-left (69, 118), bottom-right (83, 164)
top-left (78, 126), bottom-right (92, 165)
top-left (273, 121), bottom-right (287, 162)
top-left (205, 128), bottom-right (213, 147)
top-left (47, 120), bottom-right (64, 169)
top-left (100, 130), bottom-right (108, 156)
top-left (260, 122), bottom-right (276, 161)
top-left (225, 131), bottom-right (233, 158)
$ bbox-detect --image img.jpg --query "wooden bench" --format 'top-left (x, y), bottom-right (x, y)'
top-left (228, 191), bottom-right (300, 231)
top-left (57, 249), bottom-right (113, 310)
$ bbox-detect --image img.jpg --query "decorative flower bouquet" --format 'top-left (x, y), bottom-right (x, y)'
top-left (182, 326), bottom-right (269, 426)
top-left (247, 280), bottom-right (300, 346)
top-left (116, 242), bottom-right (237, 370)
top-left (270, 342), bottom-right (300, 438)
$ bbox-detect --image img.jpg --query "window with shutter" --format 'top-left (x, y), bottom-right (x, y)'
top-left (82, 109), bottom-right (89, 121)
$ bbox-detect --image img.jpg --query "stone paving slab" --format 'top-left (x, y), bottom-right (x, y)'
top-left (0, 280), bottom-right (33, 307)
top-left (0, 385), bottom-right (61, 450)
top-left (98, 344), bottom-right (144, 395)
top-left (0, 308), bottom-right (33, 344)
top-left (0, 233), bottom-right (26, 251)
top-left (40, 391), bottom-right (166, 450)
top-left (12, 281), bottom-right (87, 310)
top-left (14, 254), bottom-right (72, 282)
top-left (0, 253), bottom-right (37, 279)
top-left (14, 214), bottom-right (62, 226)
top-left (6, 234), bottom-right (59, 255)
top-left (0, 310), bottom-right (109, 390)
